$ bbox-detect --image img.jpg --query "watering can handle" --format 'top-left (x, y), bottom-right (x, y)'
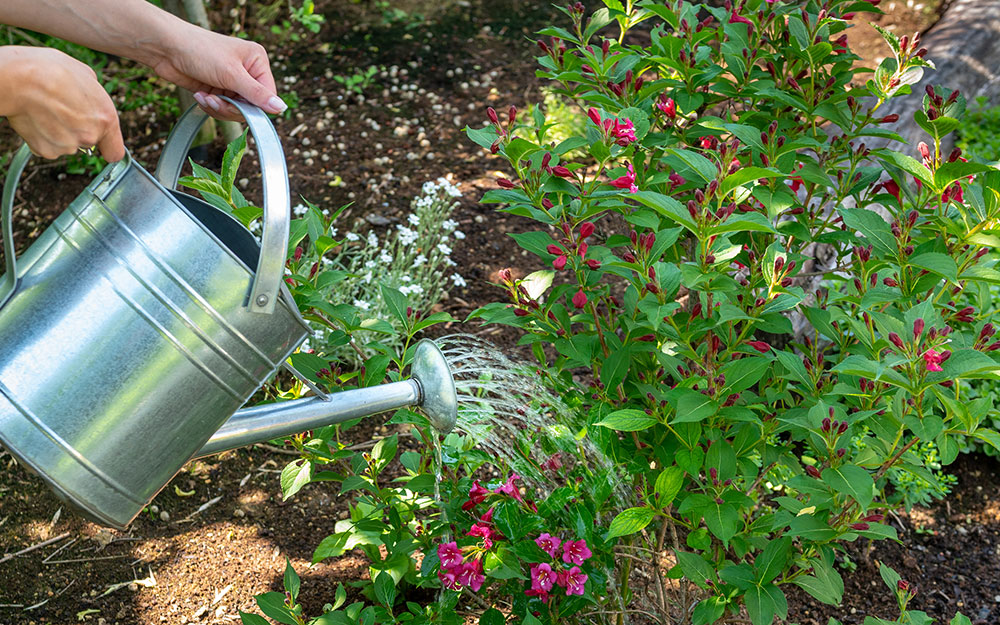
top-left (154, 96), bottom-right (288, 315)
top-left (0, 143), bottom-right (29, 307)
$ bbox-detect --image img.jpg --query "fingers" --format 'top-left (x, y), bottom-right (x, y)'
top-left (96, 120), bottom-right (126, 162)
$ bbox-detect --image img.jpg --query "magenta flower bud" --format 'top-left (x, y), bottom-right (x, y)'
top-left (850, 522), bottom-right (870, 531)
top-left (622, 252), bottom-right (636, 263)
top-left (579, 222), bottom-right (595, 239)
top-left (805, 465), bottom-right (821, 479)
top-left (838, 421), bottom-right (848, 434)
top-left (552, 255), bottom-right (567, 270)
top-left (888, 332), bottom-right (905, 349)
top-left (585, 259), bottom-right (601, 270)
top-left (508, 105), bottom-right (517, 125)
top-left (822, 417), bottom-right (831, 432)
top-left (552, 166), bottom-right (572, 178)
top-left (748, 340), bottom-right (771, 353)
top-left (546, 244), bottom-right (563, 255)
top-left (913, 318), bottom-right (924, 340)
top-left (294, 246), bottom-right (303, 262)
top-left (883, 277), bottom-right (899, 287)
top-left (487, 107), bottom-right (499, 124)
top-left (497, 178), bottom-right (516, 189)
top-left (572, 289), bottom-right (587, 309)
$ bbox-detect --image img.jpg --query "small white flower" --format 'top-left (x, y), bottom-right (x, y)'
top-left (329, 228), bottom-right (338, 238)
top-left (453, 230), bottom-right (466, 240)
top-left (367, 232), bottom-right (378, 247)
top-left (293, 203), bottom-right (308, 216)
top-left (442, 219), bottom-right (458, 231)
top-left (437, 243), bottom-right (452, 255)
top-left (365, 260), bottom-right (377, 269)
top-left (362, 271), bottom-right (373, 283)
top-left (413, 254), bottom-right (427, 267)
top-left (353, 299), bottom-right (371, 311)
top-left (451, 273), bottom-right (467, 287)
top-left (346, 232), bottom-right (360, 241)
top-left (408, 214), bottom-right (420, 226)
top-left (444, 258), bottom-right (456, 267)
top-left (400, 275), bottom-right (411, 282)
top-left (379, 252), bottom-right (393, 264)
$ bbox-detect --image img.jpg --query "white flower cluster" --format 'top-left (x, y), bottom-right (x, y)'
top-left (308, 176), bottom-right (468, 363)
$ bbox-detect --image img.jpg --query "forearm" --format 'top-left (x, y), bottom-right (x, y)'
top-left (0, 0), bottom-right (189, 67)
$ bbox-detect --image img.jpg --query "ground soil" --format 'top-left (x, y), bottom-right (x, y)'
top-left (0, 2), bottom-right (983, 624)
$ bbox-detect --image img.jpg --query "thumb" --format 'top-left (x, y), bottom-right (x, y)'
top-left (230, 69), bottom-right (287, 115)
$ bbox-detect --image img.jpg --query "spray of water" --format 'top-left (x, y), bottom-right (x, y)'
top-left (434, 334), bottom-right (632, 503)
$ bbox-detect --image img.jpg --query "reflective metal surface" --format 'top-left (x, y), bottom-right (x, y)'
top-left (0, 101), bottom-right (309, 529)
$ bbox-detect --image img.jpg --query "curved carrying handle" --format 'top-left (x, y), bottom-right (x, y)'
top-left (0, 143), bottom-right (30, 307)
top-left (155, 97), bottom-right (288, 315)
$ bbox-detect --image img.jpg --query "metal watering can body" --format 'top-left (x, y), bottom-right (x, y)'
top-left (0, 100), bottom-right (457, 529)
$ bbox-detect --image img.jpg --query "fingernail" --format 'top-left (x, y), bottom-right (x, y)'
top-left (267, 95), bottom-right (288, 113)
top-left (205, 96), bottom-right (222, 111)
top-left (193, 92), bottom-right (207, 107)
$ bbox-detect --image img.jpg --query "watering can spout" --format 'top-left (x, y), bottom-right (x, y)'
top-left (194, 339), bottom-right (458, 459)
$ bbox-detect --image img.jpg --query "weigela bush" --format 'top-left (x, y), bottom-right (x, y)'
top-left (464, 0), bottom-right (1000, 623)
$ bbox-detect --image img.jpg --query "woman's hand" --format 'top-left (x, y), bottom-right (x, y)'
top-left (150, 25), bottom-right (286, 121)
top-left (0, 46), bottom-right (124, 161)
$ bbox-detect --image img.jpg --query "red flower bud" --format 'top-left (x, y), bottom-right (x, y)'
top-left (888, 332), bottom-right (905, 349)
top-left (805, 465), bottom-right (822, 479)
top-left (850, 522), bottom-right (870, 531)
top-left (497, 178), bottom-right (516, 189)
top-left (552, 255), bottom-right (567, 270)
top-left (579, 222), bottom-right (595, 238)
top-left (552, 166), bottom-right (573, 178)
top-left (487, 107), bottom-right (499, 124)
top-left (572, 289), bottom-right (587, 309)
top-left (748, 340), bottom-right (771, 353)
top-left (546, 244), bottom-right (563, 255)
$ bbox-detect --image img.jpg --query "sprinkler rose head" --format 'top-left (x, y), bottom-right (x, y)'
top-left (411, 339), bottom-right (458, 433)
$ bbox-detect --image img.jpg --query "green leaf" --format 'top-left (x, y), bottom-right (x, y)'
top-left (908, 252), bottom-right (958, 283)
top-left (719, 167), bottom-right (784, 200)
top-left (240, 612), bottom-right (271, 625)
top-left (221, 130), bottom-right (248, 194)
top-left (754, 537), bottom-right (791, 584)
top-left (745, 583), bottom-right (787, 625)
top-left (971, 428), bottom-right (1000, 454)
top-left (280, 459), bottom-right (312, 501)
top-left (634, 190), bottom-right (698, 233)
top-left (704, 502), bottom-right (740, 543)
top-left (878, 562), bottom-right (901, 592)
top-left (380, 284), bottom-right (408, 325)
top-left (595, 408), bottom-right (657, 431)
top-left (950, 613), bottom-right (973, 625)
top-left (313, 532), bottom-right (350, 563)
top-left (332, 583), bottom-right (347, 611)
top-left (711, 212), bottom-right (777, 235)
top-left (283, 558), bottom-right (300, 602)
top-left (823, 464), bottom-right (875, 509)
top-left (674, 550), bottom-right (716, 589)
top-left (692, 597), bottom-right (727, 625)
top-left (256, 592), bottom-right (299, 625)
top-left (793, 557), bottom-right (845, 606)
top-left (880, 151), bottom-right (933, 187)
top-left (607, 507), bottom-right (657, 539)
top-left (721, 357), bottom-right (770, 394)
top-left (374, 571), bottom-right (396, 607)
top-left (788, 514), bottom-right (838, 541)
top-left (719, 563), bottom-right (756, 590)
top-left (672, 390), bottom-right (719, 424)
top-left (664, 147), bottom-right (718, 184)
top-left (655, 467), bottom-right (685, 507)
top-left (601, 347), bottom-right (632, 390)
top-left (480, 608), bottom-right (506, 625)
top-left (935, 160), bottom-right (991, 190)
top-left (839, 207), bottom-right (896, 255)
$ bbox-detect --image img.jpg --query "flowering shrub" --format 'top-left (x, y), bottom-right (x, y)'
top-left (464, 0), bottom-right (1000, 623)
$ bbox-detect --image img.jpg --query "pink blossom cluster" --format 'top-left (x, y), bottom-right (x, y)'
top-left (586, 108), bottom-right (637, 146)
top-left (437, 542), bottom-right (485, 592)
top-left (525, 533), bottom-right (592, 601)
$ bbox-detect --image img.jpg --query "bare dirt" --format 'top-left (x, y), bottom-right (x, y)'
top-left (1, 2), bottom-right (986, 624)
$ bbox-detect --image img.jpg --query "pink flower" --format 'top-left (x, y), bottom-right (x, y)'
top-left (495, 473), bottom-right (525, 504)
top-left (438, 567), bottom-right (461, 590)
top-left (612, 118), bottom-right (637, 145)
top-left (572, 289), bottom-right (588, 309)
top-left (467, 523), bottom-right (498, 550)
top-left (535, 533), bottom-right (562, 558)
top-left (562, 539), bottom-right (592, 565)
top-left (437, 542), bottom-right (463, 569)
top-left (728, 11), bottom-right (753, 33)
top-left (923, 349), bottom-right (944, 372)
top-left (609, 162), bottom-right (638, 194)
top-left (563, 566), bottom-right (588, 596)
top-left (456, 560), bottom-right (485, 592)
top-left (656, 96), bottom-right (676, 118)
top-left (668, 171), bottom-right (685, 189)
top-left (530, 563), bottom-right (558, 592)
top-left (462, 480), bottom-right (490, 511)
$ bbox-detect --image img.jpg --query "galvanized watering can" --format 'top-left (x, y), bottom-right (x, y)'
top-left (0, 98), bottom-right (457, 529)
